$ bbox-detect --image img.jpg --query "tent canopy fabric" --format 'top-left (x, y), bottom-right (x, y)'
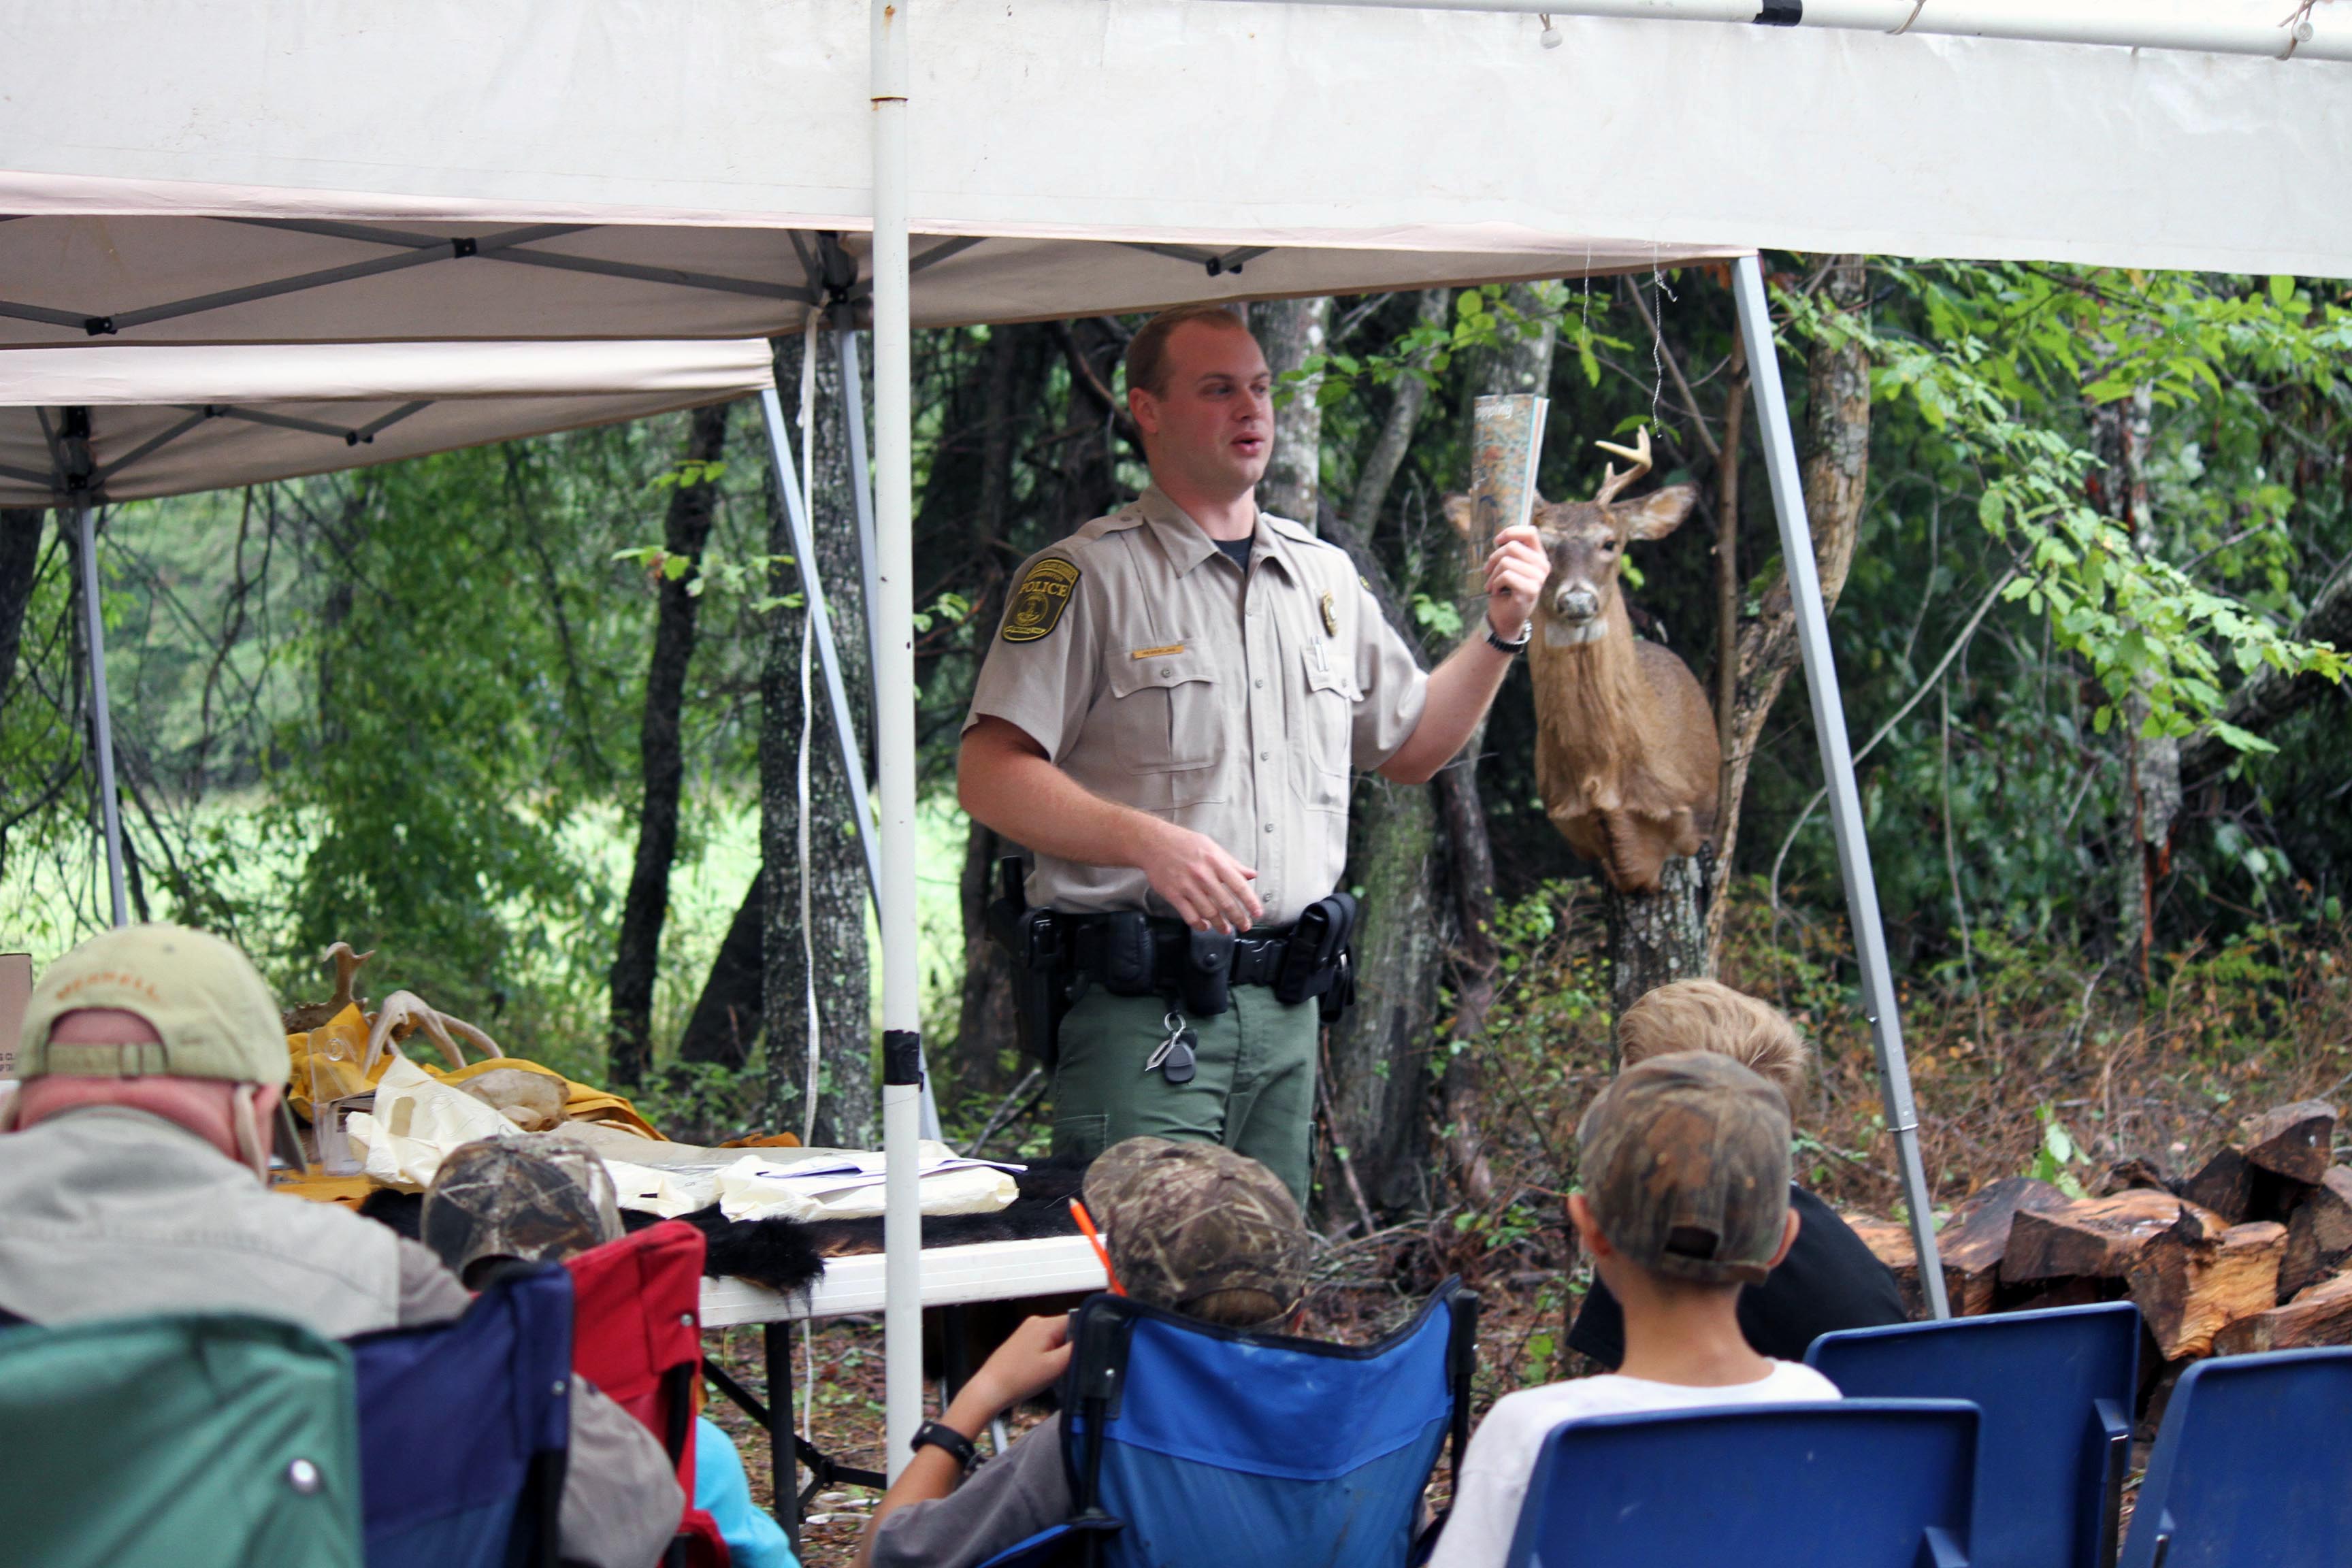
top-left (0, 0), bottom-right (2345, 360)
top-left (0, 340), bottom-right (775, 504)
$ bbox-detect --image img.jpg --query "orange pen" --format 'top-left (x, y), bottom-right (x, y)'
top-left (1068, 1198), bottom-right (1125, 1296)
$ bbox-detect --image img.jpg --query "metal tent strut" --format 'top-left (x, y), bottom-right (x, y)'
top-left (755, 382), bottom-right (944, 1146)
top-left (73, 504), bottom-right (127, 928)
top-left (1732, 255), bottom-right (1948, 1318)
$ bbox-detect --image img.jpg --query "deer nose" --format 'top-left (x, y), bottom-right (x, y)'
top-left (1555, 584), bottom-right (1600, 621)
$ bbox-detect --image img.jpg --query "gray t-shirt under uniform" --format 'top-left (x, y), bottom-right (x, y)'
top-left (870, 1415), bottom-right (1072, 1568)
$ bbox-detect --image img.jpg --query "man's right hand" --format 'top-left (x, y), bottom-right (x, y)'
top-left (1139, 821), bottom-right (1263, 934)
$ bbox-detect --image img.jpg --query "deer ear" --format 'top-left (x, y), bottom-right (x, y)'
top-left (1622, 483), bottom-right (1699, 542)
top-left (1441, 494), bottom-right (1476, 540)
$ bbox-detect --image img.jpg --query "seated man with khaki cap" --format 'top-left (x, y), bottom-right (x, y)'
top-left (0, 922), bottom-right (682, 1568)
top-left (856, 1135), bottom-right (1313, 1568)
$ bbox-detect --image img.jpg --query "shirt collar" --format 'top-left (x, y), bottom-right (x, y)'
top-left (1137, 486), bottom-right (1300, 583)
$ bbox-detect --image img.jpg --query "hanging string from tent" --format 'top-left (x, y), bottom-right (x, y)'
top-left (797, 316), bottom-right (823, 1148)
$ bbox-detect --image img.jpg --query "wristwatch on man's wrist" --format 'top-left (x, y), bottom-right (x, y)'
top-left (911, 1419), bottom-right (980, 1473)
top-left (1484, 613), bottom-right (1533, 655)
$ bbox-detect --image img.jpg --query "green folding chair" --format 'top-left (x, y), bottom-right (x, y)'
top-left (0, 1311), bottom-right (363, 1568)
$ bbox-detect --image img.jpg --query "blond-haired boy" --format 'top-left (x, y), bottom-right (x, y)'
top-left (1568, 979), bottom-right (1906, 1369)
top-left (1430, 1052), bottom-right (1838, 1568)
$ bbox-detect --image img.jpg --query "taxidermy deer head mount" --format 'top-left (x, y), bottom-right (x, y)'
top-left (1446, 427), bottom-right (1720, 894)
top-left (1534, 428), bottom-right (1699, 647)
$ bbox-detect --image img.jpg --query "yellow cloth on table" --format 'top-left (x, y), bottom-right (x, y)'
top-left (283, 1004), bottom-right (662, 1140)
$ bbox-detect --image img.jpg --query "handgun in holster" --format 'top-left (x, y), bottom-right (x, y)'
top-left (985, 856), bottom-right (1071, 1069)
top-left (1276, 889), bottom-right (1360, 1022)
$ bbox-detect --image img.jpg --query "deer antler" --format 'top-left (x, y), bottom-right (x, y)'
top-left (1591, 427), bottom-right (1654, 506)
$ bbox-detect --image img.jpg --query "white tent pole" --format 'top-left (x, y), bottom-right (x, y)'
top-left (1201, 0), bottom-right (2351, 65)
top-left (828, 320), bottom-right (944, 1147)
top-left (758, 386), bottom-right (884, 913)
top-left (872, 0), bottom-right (926, 1483)
top-left (1732, 255), bottom-right (1948, 1319)
top-left (835, 326), bottom-right (887, 713)
top-left (73, 504), bottom-right (129, 928)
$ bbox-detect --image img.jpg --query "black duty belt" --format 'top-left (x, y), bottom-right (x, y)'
top-left (984, 858), bottom-right (1358, 1069)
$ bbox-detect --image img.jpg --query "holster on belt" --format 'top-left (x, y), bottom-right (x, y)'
top-left (984, 857), bottom-right (1070, 1068)
top-left (1064, 891), bottom-right (1360, 1023)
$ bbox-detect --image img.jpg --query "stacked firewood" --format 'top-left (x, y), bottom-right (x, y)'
top-left (1851, 1099), bottom-right (2352, 1363)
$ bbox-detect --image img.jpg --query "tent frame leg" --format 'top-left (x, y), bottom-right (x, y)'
top-left (1731, 255), bottom-right (1948, 1318)
top-left (74, 504), bottom-right (128, 928)
top-left (872, 0), bottom-right (926, 1485)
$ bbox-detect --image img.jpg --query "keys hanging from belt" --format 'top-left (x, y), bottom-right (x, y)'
top-left (1143, 1009), bottom-right (1198, 1084)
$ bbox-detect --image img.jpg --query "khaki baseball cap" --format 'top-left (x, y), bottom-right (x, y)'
top-left (1081, 1137), bottom-right (1311, 1325)
top-left (18, 923), bottom-right (287, 1085)
top-left (1577, 1050), bottom-right (1792, 1286)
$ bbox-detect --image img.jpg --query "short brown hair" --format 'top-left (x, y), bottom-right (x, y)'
top-left (1616, 979), bottom-right (1811, 1115)
top-left (1123, 303), bottom-right (1252, 398)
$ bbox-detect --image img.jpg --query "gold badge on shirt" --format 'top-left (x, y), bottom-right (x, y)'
top-left (1002, 557), bottom-right (1081, 642)
top-left (1320, 590), bottom-right (1338, 636)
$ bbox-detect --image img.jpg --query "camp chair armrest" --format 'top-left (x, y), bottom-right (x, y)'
top-left (1917, 1524), bottom-right (1970, 1568)
top-left (2093, 1396), bottom-right (2131, 1568)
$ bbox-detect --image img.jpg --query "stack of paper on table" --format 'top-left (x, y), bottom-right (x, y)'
top-left (339, 1069), bottom-right (1021, 1224)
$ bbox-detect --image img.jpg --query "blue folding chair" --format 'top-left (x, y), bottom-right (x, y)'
top-left (978, 1277), bottom-right (1477, 1568)
top-left (1808, 1302), bottom-right (2140, 1568)
top-left (347, 1260), bottom-right (574, 1568)
top-left (2117, 1345), bottom-right (2352, 1568)
top-left (1503, 1401), bottom-right (1980, 1568)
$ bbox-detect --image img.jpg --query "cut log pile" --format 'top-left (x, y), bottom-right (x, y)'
top-left (1850, 1098), bottom-right (2352, 1365)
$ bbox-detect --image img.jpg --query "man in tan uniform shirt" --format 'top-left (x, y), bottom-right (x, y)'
top-left (960, 304), bottom-right (1546, 1201)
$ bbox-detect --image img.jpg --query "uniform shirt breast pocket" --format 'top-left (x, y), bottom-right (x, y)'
top-left (1297, 646), bottom-right (1358, 813)
top-left (1102, 643), bottom-right (1224, 807)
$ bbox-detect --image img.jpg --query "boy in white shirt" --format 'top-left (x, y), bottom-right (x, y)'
top-left (1429, 1051), bottom-right (1841, 1568)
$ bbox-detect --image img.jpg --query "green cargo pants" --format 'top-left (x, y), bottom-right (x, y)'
top-left (1048, 984), bottom-right (1318, 1205)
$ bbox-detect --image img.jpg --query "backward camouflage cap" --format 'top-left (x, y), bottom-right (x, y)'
top-left (18, 923), bottom-right (287, 1085)
top-left (1081, 1137), bottom-right (1311, 1323)
top-left (1577, 1051), bottom-right (1792, 1286)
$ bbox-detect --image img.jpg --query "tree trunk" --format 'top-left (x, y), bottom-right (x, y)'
top-left (0, 508), bottom-right (46, 702)
top-left (677, 875), bottom-right (765, 1069)
top-left (1605, 855), bottom-right (1711, 1020)
top-left (2091, 382), bottom-right (2176, 985)
top-left (1320, 508), bottom-right (1443, 1217)
top-left (1708, 257), bottom-right (1872, 962)
top-left (1329, 771), bottom-right (1444, 1214)
top-left (953, 817), bottom-right (1020, 1102)
top-left (1251, 298), bottom-right (1330, 527)
top-left (762, 336), bottom-right (878, 1149)
top-left (607, 402), bottom-right (732, 1088)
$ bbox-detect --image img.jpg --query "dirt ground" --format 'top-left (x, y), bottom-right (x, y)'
top-left (702, 1258), bottom-right (1586, 1568)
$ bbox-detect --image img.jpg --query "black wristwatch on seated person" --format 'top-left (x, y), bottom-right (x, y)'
top-left (911, 1419), bottom-right (979, 1473)
top-left (1484, 613), bottom-right (1533, 655)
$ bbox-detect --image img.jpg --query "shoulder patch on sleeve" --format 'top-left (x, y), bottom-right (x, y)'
top-left (1001, 557), bottom-right (1081, 643)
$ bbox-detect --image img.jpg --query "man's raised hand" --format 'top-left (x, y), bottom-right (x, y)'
top-left (1484, 523), bottom-right (1548, 641)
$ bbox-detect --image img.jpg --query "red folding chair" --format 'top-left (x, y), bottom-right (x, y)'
top-left (567, 1222), bottom-right (730, 1568)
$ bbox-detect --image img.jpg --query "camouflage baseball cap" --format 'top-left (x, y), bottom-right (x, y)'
top-left (421, 1138), bottom-right (623, 1282)
top-left (1081, 1137), bottom-right (1311, 1326)
top-left (1576, 1051), bottom-right (1793, 1286)
top-left (18, 923), bottom-right (286, 1085)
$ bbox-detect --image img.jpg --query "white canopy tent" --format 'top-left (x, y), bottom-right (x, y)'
top-left (0, 336), bottom-right (949, 1137)
top-left (6, 0), bottom-right (2350, 1482)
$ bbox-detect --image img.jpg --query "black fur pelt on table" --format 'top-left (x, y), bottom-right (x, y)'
top-left (356, 1155), bottom-right (1089, 1296)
